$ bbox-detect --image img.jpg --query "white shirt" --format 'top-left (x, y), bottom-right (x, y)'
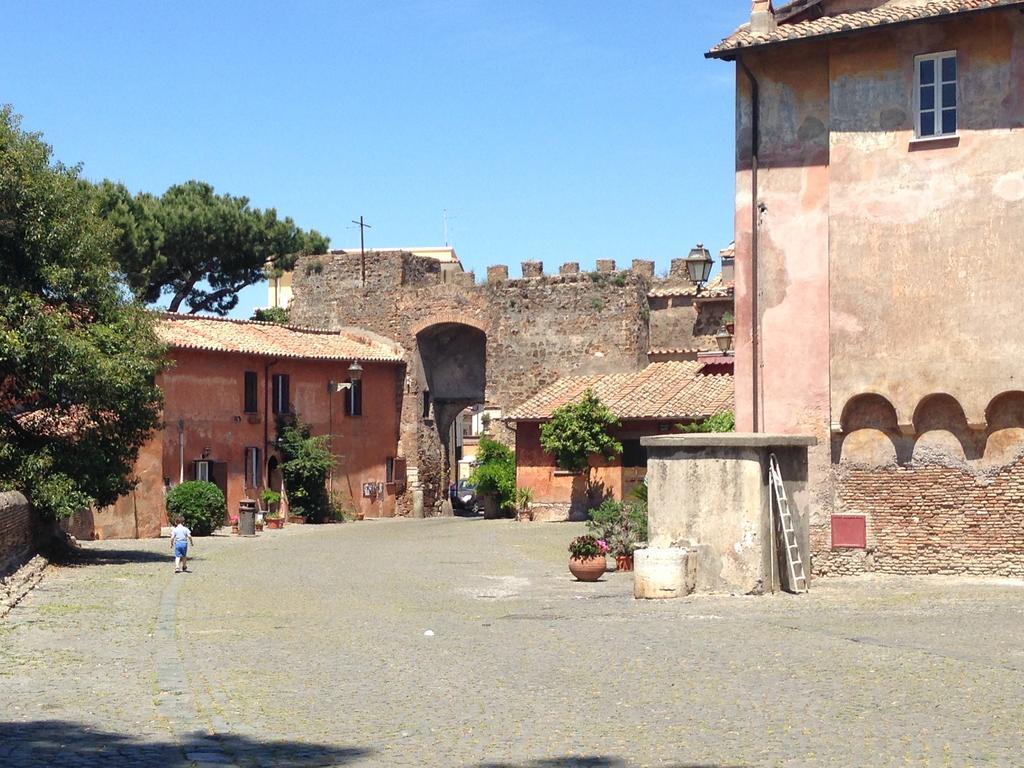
top-left (171, 524), bottom-right (191, 543)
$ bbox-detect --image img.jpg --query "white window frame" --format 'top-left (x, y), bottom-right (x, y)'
top-left (195, 460), bottom-right (211, 482)
top-left (914, 50), bottom-right (957, 139)
top-left (245, 447), bottom-right (261, 489)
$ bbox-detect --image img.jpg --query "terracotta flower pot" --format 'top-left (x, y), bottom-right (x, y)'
top-left (615, 554), bottom-right (634, 572)
top-left (288, 515), bottom-right (305, 525)
top-left (569, 555), bottom-right (606, 582)
top-left (266, 518), bottom-right (283, 529)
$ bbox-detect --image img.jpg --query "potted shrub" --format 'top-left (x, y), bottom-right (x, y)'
top-left (166, 481), bottom-right (226, 537)
top-left (260, 488), bottom-right (281, 516)
top-left (587, 497), bottom-right (649, 572)
top-left (514, 487), bottom-right (534, 522)
top-left (469, 438), bottom-right (516, 519)
top-left (568, 535), bottom-right (609, 581)
top-left (265, 512), bottom-right (284, 530)
top-left (722, 311), bottom-right (735, 335)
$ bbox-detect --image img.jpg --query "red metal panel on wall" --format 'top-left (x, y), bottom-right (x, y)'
top-left (832, 515), bottom-right (867, 549)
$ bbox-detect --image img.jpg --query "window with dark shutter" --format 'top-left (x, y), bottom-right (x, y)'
top-left (244, 371), bottom-right (258, 413)
top-left (272, 374), bottom-right (290, 414)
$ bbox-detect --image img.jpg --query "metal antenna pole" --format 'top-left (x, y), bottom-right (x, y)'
top-left (351, 215), bottom-right (372, 286)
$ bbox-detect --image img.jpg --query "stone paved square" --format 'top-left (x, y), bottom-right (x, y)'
top-left (2, 519), bottom-right (1023, 767)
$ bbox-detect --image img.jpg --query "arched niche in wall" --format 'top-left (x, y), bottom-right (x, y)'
top-left (838, 393), bottom-right (900, 466)
top-left (983, 391), bottom-right (1024, 466)
top-left (911, 393), bottom-right (977, 463)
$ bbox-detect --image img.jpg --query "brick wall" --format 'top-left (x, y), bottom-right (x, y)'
top-left (0, 491), bottom-right (37, 574)
top-left (813, 453), bottom-right (1024, 577)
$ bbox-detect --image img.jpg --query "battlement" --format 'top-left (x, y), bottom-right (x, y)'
top-left (480, 258), bottom-right (657, 285)
top-left (292, 248), bottom-right (707, 290)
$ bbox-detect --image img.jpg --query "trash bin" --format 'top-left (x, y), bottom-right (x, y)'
top-left (239, 499), bottom-right (257, 536)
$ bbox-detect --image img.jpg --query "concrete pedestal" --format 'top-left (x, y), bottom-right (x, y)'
top-left (633, 547), bottom-right (695, 599)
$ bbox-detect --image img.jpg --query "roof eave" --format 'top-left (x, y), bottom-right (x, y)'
top-left (705, 3), bottom-right (1023, 61)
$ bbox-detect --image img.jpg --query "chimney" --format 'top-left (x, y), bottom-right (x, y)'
top-left (750, 0), bottom-right (777, 37)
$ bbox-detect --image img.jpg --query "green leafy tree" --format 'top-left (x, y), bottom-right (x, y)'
top-left (276, 415), bottom-right (334, 523)
top-left (94, 179), bottom-right (329, 315)
top-left (0, 106), bottom-right (166, 518)
top-left (540, 389), bottom-right (622, 473)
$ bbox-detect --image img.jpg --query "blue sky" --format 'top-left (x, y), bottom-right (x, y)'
top-left (2, 0), bottom-right (747, 319)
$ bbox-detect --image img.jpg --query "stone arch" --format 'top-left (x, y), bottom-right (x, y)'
top-left (415, 321), bottom-right (487, 440)
top-left (838, 393), bottom-right (900, 465)
top-left (912, 393), bottom-right (979, 462)
top-left (410, 312), bottom-right (489, 337)
top-left (982, 391), bottom-right (1024, 466)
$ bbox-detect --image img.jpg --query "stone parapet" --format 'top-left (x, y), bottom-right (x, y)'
top-left (631, 259), bottom-right (655, 279)
top-left (559, 262), bottom-right (580, 275)
top-left (487, 265), bottom-right (509, 283)
top-left (669, 258), bottom-right (690, 279)
top-left (596, 259), bottom-right (616, 273)
top-left (521, 261), bottom-right (544, 278)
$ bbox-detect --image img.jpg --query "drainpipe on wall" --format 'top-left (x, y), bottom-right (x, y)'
top-left (737, 56), bottom-right (762, 433)
top-left (264, 358), bottom-right (280, 462)
top-left (178, 418), bottom-right (185, 484)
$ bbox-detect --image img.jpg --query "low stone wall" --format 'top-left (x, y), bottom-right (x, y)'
top-left (815, 454), bottom-right (1024, 578)
top-left (0, 491), bottom-right (36, 574)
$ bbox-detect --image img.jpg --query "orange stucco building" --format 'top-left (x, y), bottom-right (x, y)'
top-left (68, 315), bottom-right (406, 539)
top-left (507, 360), bottom-right (733, 522)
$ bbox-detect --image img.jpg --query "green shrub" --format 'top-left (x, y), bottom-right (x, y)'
top-left (586, 497), bottom-right (648, 556)
top-left (252, 306), bottom-right (290, 325)
top-left (469, 438), bottom-right (516, 513)
top-left (677, 411), bottom-right (735, 433)
top-left (166, 481), bottom-right (225, 536)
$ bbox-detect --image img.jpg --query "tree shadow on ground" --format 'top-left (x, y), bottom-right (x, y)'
top-left (477, 760), bottom-right (744, 768)
top-left (0, 720), bottom-right (372, 767)
top-left (49, 544), bottom-right (170, 567)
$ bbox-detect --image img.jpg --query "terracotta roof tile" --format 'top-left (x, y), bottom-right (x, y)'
top-left (708, 0), bottom-right (1024, 59)
top-left (506, 362), bottom-right (733, 422)
top-left (155, 313), bottom-right (404, 363)
top-left (648, 275), bottom-right (732, 299)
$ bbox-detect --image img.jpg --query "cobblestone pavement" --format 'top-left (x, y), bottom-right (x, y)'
top-left (2, 518), bottom-right (1023, 767)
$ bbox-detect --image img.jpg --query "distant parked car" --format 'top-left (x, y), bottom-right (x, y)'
top-left (450, 481), bottom-right (481, 513)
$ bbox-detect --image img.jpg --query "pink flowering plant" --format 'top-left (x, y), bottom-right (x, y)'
top-left (568, 534), bottom-right (610, 559)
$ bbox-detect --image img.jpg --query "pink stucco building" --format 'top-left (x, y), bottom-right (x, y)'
top-left (709, 0), bottom-right (1024, 576)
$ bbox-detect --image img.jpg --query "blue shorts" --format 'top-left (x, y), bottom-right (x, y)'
top-left (174, 541), bottom-right (188, 558)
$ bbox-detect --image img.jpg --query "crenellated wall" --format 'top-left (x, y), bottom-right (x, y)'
top-left (289, 251), bottom-right (664, 515)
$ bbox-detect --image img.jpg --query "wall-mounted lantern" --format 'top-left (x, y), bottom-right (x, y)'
top-left (685, 243), bottom-right (714, 287)
top-left (715, 326), bottom-right (733, 353)
top-left (347, 361), bottom-right (364, 381)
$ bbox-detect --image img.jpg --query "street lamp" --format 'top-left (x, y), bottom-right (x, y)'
top-left (347, 361), bottom-right (363, 381)
top-left (685, 243), bottom-right (714, 287)
top-left (715, 325), bottom-right (733, 353)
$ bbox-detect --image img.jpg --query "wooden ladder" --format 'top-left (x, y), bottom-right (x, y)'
top-left (768, 453), bottom-right (808, 593)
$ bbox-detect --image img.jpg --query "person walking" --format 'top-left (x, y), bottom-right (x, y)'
top-left (170, 516), bottom-right (194, 573)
